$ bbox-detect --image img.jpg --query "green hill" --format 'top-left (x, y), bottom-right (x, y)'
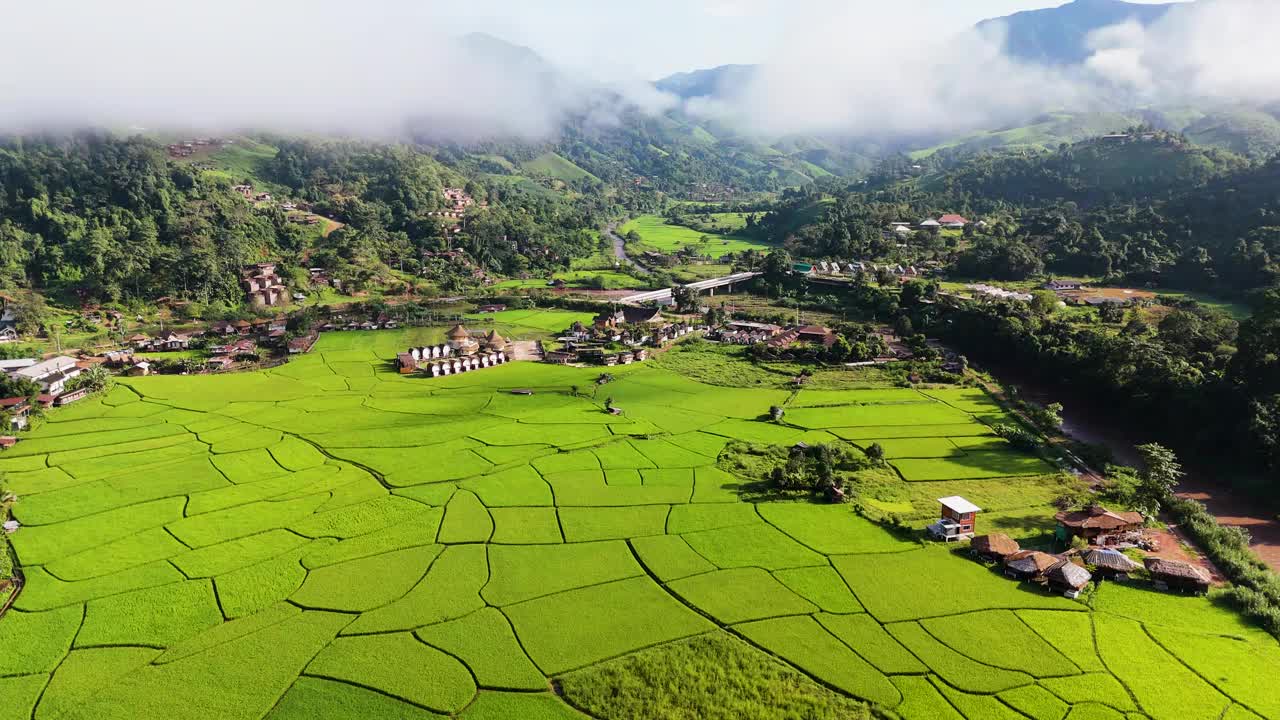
top-left (520, 152), bottom-right (599, 182)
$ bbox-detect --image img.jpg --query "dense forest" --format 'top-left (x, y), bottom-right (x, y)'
top-left (0, 134), bottom-right (296, 305)
top-left (755, 132), bottom-right (1280, 297)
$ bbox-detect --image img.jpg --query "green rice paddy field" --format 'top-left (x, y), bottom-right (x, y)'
top-left (2, 319), bottom-right (1278, 719)
top-left (620, 215), bottom-right (774, 258)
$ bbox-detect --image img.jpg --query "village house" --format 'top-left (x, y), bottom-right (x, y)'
top-left (241, 263), bottom-right (288, 308)
top-left (970, 533), bottom-right (1021, 563)
top-left (126, 361), bottom-right (152, 377)
top-left (153, 331), bottom-right (191, 352)
top-left (1145, 558), bottom-right (1211, 594)
top-left (288, 334), bottom-right (318, 355)
top-left (918, 219), bottom-right (941, 230)
top-left (0, 359), bottom-right (35, 375)
top-left (1044, 279), bottom-right (1083, 291)
top-left (0, 397), bottom-right (31, 430)
top-left (927, 496), bottom-right (981, 542)
top-left (1055, 506), bottom-right (1145, 545)
top-left (716, 321), bottom-right (782, 345)
top-left (210, 339), bottom-right (257, 358)
top-left (206, 355), bottom-right (234, 371)
top-left (938, 214), bottom-right (969, 229)
top-left (14, 356), bottom-right (82, 394)
top-left (593, 307), bottom-right (665, 331)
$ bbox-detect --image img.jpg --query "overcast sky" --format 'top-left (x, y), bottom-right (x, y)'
top-left (423, 0), bottom-right (1187, 78)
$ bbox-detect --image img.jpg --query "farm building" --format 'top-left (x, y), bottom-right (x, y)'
top-left (938, 214), bottom-right (969, 228)
top-left (593, 308), bottom-right (664, 331)
top-left (288, 334), bottom-right (318, 355)
top-left (927, 496), bottom-right (981, 542)
top-left (1055, 506), bottom-right (1145, 544)
top-left (1047, 562), bottom-right (1093, 598)
top-left (1145, 558), bottom-right (1211, 594)
top-left (1082, 548), bottom-right (1142, 580)
top-left (126, 362), bottom-right (152, 377)
top-left (970, 533), bottom-right (1020, 563)
top-left (1004, 551), bottom-right (1065, 581)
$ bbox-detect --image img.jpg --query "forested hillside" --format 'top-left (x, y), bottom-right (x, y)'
top-left (764, 132), bottom-right (1280, 295)
top-left (0, 134), bottom-right (298, 305)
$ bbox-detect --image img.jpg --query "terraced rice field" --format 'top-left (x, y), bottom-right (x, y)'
top-left (2, 330), bottom-right (1278, 719)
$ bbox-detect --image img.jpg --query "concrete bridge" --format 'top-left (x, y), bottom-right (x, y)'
top-left (619, 272), bottom-right (761, 306)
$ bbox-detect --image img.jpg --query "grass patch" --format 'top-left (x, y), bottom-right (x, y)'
top-left (558, 633), bottom-right (872, 720)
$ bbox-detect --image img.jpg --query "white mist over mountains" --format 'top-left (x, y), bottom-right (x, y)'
top-left (0, 0), bottom-right (1276, 141)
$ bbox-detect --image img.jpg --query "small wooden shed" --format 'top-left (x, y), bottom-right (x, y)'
top-left (1082, 548), bottom-right (1142, 580)
top-left (1047, 562), bottom-right (1093, 598)
top-left (1145, 558), bottom-right (1211, 594)
top-left (1004, 551), bottom-right (1065, 581)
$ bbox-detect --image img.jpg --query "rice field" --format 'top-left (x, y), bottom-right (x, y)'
top-left (619, 215), bottom-right (774, 258)
top-left (1, 327), bottom-right (1277, 720)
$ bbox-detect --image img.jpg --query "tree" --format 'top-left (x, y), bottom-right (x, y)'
top-left (672, 285), bottom-right (698, 312)
top-left (825, 335), bottom-right (852, 363)
top-left (1030, 290), bottom-right (1059, 316)
top-left (570, 384), bottom-right (580, 397)
top-left (1133, 442), bottom-right (1182, 515)
top-left (769, 406), bottom-right (784, 422)
top-left (761, 250), bottom-right (793, 287)
top-left (67, 365), bottom-right (113, 395)
top-left (865, 443), bottom-right (885, 463)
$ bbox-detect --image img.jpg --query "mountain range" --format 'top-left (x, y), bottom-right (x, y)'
top-left (452, 0), bottom-right (1277, 192)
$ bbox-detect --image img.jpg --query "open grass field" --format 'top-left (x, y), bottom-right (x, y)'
top-left (0, 327), bottom-right (1277, 719)
top-left (620, 215), bottom-right (774, 259)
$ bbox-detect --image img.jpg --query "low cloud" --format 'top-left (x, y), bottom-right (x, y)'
top-left (693, 0), bottom-right (1280, 139)
top-left (0, 0), bottom-right (676, 140)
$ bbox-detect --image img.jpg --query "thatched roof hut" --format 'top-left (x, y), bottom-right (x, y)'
top-left (1047, 562), bottom-right (1093, 597)
top-left (1083, 548), bottom-right (1142, 578)
top-left (447, 324), bottom-right (470, 340)
top-left (1005, 551), bottom-right (1065, 581)
top-left (971, 533), bottom-right (1020, 562)
top-left (1145, 558), bottom-right (1211, 594)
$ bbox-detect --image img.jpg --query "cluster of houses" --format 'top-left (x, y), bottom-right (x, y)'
top-left (0, 356), bottom-right (91, 430)
top-left (396, 324), bottom-right (511, 377)
top-left (795, 261), bottom-right (928, 279)
top-left (242, 263), bottom-right (289, 308)
top-left (931, 497), bottom-right (1212, 597)
top-left (166, 137), bottom-right (231, 158)
top-left (967, 284), bottom-right (1035, 302)
top-left (542, 307), bottom-right (689, 366)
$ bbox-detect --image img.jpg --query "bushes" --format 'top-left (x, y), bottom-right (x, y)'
top-left (1168, 496), bottom-right (1280, 635)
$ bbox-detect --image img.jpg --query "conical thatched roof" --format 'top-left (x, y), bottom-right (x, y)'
top-left (447, 324), bottom-right (470, 339)
top-left (483, 329), bottom-right (506, 348)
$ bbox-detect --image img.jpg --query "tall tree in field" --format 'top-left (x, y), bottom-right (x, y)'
top-left (1134, 442), bottom-right (1183, 515)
